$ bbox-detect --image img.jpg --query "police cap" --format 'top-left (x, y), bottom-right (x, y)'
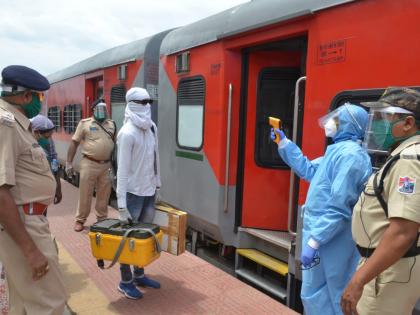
top-left (1, 65), bottom-right (50, 92)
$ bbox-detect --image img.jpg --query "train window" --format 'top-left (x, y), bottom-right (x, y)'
top-left (176, 76), bottom-right (205, 150)
top-left (63, 104), bottom-right (82, 134)
top-left (47, 106), bottom-right (61, 132)
top-left (176, 52), bottom-right (190, 73)
top-left (254, 67), bottom-right (301, 168)
top-left (118, 65), bottom-right (127, 80)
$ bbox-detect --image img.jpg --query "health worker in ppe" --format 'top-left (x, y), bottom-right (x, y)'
top-left (271, 103), bottom-right (372, 315)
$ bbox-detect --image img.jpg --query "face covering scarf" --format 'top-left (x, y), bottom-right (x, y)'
top-left (124, 102), bottom-right (152, 130)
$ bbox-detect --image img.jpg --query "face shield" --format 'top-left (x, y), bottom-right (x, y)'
top-left (318, 103), bottom-right (363, 138)
top-left (93, 102), bottom-right (107, 122)
top-left (363, 106), bottom-right (413, 153)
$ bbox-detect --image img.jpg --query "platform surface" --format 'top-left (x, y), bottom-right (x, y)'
top-left (1, 180), bottom-right (298, 315)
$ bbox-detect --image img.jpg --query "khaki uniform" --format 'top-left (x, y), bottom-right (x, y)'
top-left (72, 117), bottom-right (115, 222)
top-left (0, 99), bottom-right (67, 315)
top-left (352, 135), bottom-right (420, 315)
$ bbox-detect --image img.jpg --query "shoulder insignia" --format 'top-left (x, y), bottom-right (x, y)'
top-left (81, 117), bottom-right (92, 122)
top-left (0, 111), bottom-right (15, 127)
top-left (397, 176), bottom-right (416, 195)
top-left (400, 145), bottom-right (418, 160)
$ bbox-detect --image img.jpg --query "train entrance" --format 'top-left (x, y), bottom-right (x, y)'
top-left (239, 37), bottom-right (307, 231)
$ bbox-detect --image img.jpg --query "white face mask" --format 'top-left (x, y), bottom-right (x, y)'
top-left (324, 118), bottom-right (338, 138)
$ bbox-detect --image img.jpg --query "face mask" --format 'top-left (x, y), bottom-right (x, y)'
top-left (21, 92), bottom-right (42, 118)
top-left (37, 137), bottom-right (50, 150)
top-left (371, 118), bottom-right (408, 150)
top-left (324, 118), bottom-right (338, 138)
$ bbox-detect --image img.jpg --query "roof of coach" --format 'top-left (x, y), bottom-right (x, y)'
top-left (161, 0), bottom-right (355, 55)
top-left (47, 36), bottom-right (151, 84)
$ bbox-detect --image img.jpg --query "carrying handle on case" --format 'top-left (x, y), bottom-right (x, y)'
top-left (98, 227), bottom-right (162, 270)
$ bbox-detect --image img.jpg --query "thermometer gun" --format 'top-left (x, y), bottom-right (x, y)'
top-left (268, 116), bottom-right (282, 144)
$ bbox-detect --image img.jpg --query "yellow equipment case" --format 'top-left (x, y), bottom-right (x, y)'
top-left (89, 219), bottom-right (163, 269)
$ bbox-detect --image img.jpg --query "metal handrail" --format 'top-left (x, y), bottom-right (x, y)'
top-left (224, 83), bottom-right (233, 213)
top-left (288, 76), bottom-right (306, 236)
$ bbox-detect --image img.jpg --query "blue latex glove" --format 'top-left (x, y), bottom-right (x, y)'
top-left (301, 243), bottom-right (317, 267)
top-left (270, 128), bottom-right (285, 144)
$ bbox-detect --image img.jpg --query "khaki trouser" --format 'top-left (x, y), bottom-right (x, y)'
top-left (357, 256), bottom-right (420, 315)
top-left (75, 158), bottom-right (111, 223)
top-left (0, 212), bottom-right (67, 315)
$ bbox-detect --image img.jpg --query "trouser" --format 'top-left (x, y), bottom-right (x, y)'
top-left (357, 256), bottom-right (420, 315)
top-left (0, 211), bottom-right (67, 315)
top-left (75, 158), bottom-right (111, 223)
top-left (120, 193), bottom-right (156, 283)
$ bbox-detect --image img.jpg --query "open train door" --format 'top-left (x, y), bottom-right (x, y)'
top-left (239, 39), bottom-right (306, 231)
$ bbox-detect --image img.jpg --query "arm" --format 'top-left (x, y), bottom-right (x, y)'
top-left (277, 139), bottom-right (323, 182)
top-left (66, 140), bottom-right (79, 163)
top-left (116, 132), bottom-right (133, 209)
top-left (54, 173), bottom-right (62, 204)
top-left (341, 218), bottom-right (419, 315)
top-left (0, 186), bottom-right (49, 280)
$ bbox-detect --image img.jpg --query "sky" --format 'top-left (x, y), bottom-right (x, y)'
top-left (0, 0), bottom-right (248, 76)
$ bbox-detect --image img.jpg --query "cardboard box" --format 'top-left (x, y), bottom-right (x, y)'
top-left (153, 203), bottom-right (187, 256)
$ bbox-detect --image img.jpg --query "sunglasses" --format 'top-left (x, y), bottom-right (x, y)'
top-left (133, 99), bottom-right (153, 105)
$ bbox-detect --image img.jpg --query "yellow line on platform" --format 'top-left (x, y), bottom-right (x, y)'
top-left (57, 242), bottom-right (119, 315)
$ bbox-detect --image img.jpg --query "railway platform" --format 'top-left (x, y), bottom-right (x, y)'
top-left (0, 181), bottom-right (298, 315)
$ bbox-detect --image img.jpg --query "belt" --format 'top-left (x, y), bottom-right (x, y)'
top-left (357, 241), bottom-right (420, 259)
top-left (18, 202), bottom-right (48, 215)
top-left (83, 155), bottom-right (110, 164)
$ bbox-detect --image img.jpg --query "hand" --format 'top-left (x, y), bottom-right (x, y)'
top-left (54, 187), bottom-right (62, 204)
top-left (341, 277), bottom-right (363, 315)
top-left (26, 248), bottom-right (50, 280)
top-left (301, 242), bottom-right (317, 267)
top-left (270, 128), bottom-right (285, 144)
top-left (65, 161), bottom-right (74, 178)
top-left (118, 208), bottom-right (132, 225)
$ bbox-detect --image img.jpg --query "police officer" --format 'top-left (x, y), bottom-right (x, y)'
top-left (341, 87), bottom-right (420, 315)
top-left (65, 99), bottom-right (116, 232)
top-left (0, 65), bottom-right (67, 314)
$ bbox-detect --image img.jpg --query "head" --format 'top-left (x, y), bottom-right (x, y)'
top-left (30, 114), bottom-right (55, 149)
top-left (362, 87), bottom-right (420, 152)
top-left (318, 103), bottom-right (369, 142)
top-left (91, 98), bottom-right (108, 122)
top-left (1, 65), bottom-right (50, 118)
top-left (125, 87), bottom-right (153, 106)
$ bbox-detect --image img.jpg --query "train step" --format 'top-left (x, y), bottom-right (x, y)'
top-left (235, 248), bottom-right (288, 301)
top-left (238, 227), bottom-right (292, 250)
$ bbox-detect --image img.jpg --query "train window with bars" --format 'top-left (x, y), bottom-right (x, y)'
top-left (47, 106), bottom-right (61, 132)
top-left (176, 76), bottom-right (205, 150)
top-left (63, 104), bottom-right (82, 134)
top-left (255, 67), bottom-right (301, 168)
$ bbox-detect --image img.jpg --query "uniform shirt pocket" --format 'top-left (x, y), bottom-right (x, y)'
top-left (30, 146), bottom-right (50, 173)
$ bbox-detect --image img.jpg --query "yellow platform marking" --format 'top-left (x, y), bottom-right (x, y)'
top-left (237, 248), bottom-right (288, 276)
top-left (57, 242), bottom-right (119, 315)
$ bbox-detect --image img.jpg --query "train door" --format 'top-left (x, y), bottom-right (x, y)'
top-left (240, 40), bottom-right (306, 231)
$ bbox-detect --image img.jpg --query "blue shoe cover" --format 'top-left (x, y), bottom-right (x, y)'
top-left (118, 282), bottom-right (143, 299)
top-left (134, 275), bottom-right (161, 289)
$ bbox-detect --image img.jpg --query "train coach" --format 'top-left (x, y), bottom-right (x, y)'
top-left (46, 0), bottom-right (420, 312)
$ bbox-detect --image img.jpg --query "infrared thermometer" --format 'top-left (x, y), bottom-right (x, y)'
top-left (268, 116), bottom-right (282, 144)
